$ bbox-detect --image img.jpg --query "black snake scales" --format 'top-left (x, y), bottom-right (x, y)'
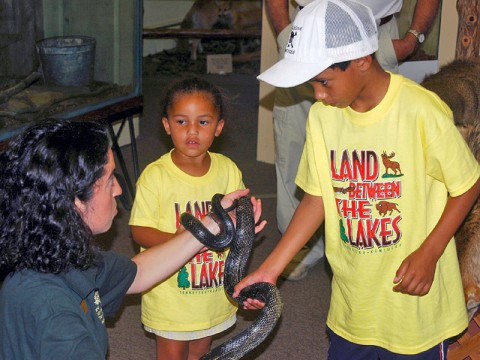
top-left (180, 194), bottom-right (283, 360)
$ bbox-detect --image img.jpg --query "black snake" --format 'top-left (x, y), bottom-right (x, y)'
top-left (180, 194), bottom-right (283, 360)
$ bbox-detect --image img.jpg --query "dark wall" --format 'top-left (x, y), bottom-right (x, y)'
top-left (0, 0), bottom-right (43, 78)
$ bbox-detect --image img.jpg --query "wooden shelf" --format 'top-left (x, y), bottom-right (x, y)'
top-left (143, 28), bottom-right (261, 39)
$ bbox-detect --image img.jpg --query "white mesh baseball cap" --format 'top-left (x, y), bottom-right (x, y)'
top-left (258, 0), bottom-right (378, 88)
top-left (296, 0), bottom-right (315, 6)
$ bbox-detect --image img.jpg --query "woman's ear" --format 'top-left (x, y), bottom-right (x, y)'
top-left (74, 197), bottom-right (87, 217)
top-left (215, 119), bottom-right (225, 137)
top-left (162, 117), bottom-right (171, 135)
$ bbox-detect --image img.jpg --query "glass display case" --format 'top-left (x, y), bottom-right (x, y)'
top-left (0, 0), bottom-right (142, 141)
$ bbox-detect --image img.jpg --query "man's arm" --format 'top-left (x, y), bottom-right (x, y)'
top-left (393, 0), bottom-right (441, 61)
top-left (265, 0), bottom-right (291, 36)
top-left (393, 177), bottom-right (480, 296)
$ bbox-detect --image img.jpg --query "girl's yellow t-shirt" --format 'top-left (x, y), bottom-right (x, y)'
top-left (130, 151), bottom-right (244, 331)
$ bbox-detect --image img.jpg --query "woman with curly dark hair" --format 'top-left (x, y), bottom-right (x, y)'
top-left (0, 119), bottom-right (265, 359)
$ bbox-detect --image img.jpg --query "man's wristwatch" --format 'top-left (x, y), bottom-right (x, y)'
top-left (407, 29), bottom-right (425, 44)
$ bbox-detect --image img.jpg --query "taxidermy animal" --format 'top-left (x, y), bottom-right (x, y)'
top-left (179, 0), bottom-right (261, 60)
top-left (422, 57), bottom-right (480, 319)
top-left (422, 57), bottom-right (480, 127)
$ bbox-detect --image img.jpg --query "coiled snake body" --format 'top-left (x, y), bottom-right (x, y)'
top-left (180, 194), bottom-right (283, 360)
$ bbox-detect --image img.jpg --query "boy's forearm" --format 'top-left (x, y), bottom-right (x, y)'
top-left (422, 177), bottom-right (480, 259)
top-left (259, 193), bottom-right (325, 278)
top-left (393, 178), bottom-right (480, 295)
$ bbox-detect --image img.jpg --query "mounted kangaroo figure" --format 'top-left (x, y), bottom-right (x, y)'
top-left (180, 0), bottom-right (232, 60)
top-left (454, 122), bottom-right (480, 319)
top-left (422, 57), bottom-right (480, 319)
top-left (180, 0), bottom-right (262, 60)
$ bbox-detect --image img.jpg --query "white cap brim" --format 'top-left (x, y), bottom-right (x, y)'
top-left (257, 57), bottom-right (333, 88)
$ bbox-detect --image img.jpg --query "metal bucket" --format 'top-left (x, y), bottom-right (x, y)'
top-left (36, 36), bottom-right (96, 87)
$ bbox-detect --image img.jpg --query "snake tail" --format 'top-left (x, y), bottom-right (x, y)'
top-left (201, 283), bottom-right (283, 360)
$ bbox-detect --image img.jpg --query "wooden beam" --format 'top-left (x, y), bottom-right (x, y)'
top-left (456, 0), bottom-right (480, 59)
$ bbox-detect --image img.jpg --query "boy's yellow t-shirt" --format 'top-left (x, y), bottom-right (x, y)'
top-left (296, 73), bottom-right (479, 354)
top-left (129, 151), bottom-right (244, 331)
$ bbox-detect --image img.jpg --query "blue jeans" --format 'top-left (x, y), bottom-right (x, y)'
top-left (327, 328), bottom-right (449, 360)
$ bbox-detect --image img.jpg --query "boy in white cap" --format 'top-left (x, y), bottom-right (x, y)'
top-left (235, 0), bottom-right (480, 357)
top-left (266, 0), bottom-right (439, 282)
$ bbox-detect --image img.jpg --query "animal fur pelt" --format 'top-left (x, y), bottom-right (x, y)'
top-left (422, 57), bottom-right (480, 127)
top-left (455, 122), bottom-right (480, 319)
top-left (178, 0), bottom-right (262, 60)
top-left (421, 57), bottom-right (480, 319)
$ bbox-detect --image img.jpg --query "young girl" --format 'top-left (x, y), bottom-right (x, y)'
top-left (129, 77), bottom-right (244, 359)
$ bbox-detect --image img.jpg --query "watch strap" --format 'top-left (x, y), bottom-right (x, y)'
top-left (407, 29), bottom-right (425, 44)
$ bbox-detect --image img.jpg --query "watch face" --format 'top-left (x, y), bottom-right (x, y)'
top-left (418, 33), bottom-right (425, 43)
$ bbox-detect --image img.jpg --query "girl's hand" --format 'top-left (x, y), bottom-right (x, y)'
top-left (197, 246), bottom-right (209, 254)
top-left (221, 189), bottom-right (267, 234)
top-left (250, 195), bottom-right (267, 234)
